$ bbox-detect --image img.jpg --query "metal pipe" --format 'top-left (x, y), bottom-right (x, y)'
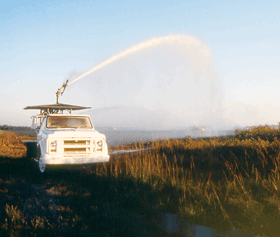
top-left (56, 80), bottom-right (68, 104)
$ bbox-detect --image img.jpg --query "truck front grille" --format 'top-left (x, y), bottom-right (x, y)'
top-left (64, 148), bottom-right (87, 152)
top-left (64, 140), bottom-right (89, 145)
top-left (62, 138), bottom-right (102, 157)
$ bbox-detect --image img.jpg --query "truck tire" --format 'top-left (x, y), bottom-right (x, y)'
top-left (38, 156), bottom-right (46, 173)
top-left (37, 146), bottom-right (46, 173)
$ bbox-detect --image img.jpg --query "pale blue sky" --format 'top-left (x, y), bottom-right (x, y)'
top-left (1, 0), bottom-right (280, 126)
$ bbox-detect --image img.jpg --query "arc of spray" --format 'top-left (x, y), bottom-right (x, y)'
top-left (67, 34), bottom-right (213, 87)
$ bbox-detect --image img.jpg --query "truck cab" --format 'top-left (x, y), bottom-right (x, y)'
top-left (25, 104), bottom-right (110, 173)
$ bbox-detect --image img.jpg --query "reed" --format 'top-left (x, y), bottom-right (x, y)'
top-left (0, 131), bottom-right (27, 158)
top-left (1, 125), bottom-right (280, 236)
top-left (90, 125), bottom-right (280, 235)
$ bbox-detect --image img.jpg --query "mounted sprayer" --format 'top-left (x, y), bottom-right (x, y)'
top-left (56, 80), bottom-right (69, 104)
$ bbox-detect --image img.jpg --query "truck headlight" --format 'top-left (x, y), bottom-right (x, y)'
top-left (96, 140), bottom-right (102, 152)
top-left (49, 140), bottom-right (57, 153)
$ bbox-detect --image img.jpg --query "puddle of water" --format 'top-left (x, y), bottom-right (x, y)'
top-left (109, 148), bottom-right (152, 155)
top-left (158, 213), bottom-right (267, 237)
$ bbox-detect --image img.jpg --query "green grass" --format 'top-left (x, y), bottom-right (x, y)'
top-left (1, 125), bottom-right (280, 236)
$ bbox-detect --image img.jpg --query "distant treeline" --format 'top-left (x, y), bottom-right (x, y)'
top-left (0, 125), bottom-right (36, 137)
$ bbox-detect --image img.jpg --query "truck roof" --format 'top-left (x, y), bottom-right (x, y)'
top-left (24, 103), bottom-right (91, 114)
top-left (46, 114), bottom-right (90, 117)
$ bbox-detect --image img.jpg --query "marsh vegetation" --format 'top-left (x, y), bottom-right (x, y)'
top-left (1, 126), bottom-right (280, 236)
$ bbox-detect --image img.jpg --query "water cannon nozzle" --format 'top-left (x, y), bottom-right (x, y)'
top-left (61, 79), bottom-right (69, 95)
top-left (56, 79), bottom-right (69, 104)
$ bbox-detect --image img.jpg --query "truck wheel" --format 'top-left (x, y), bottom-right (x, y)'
top-left (38, 156), bottom-right (46, 173)
top-left (37, 146), bottom-right (46, 173)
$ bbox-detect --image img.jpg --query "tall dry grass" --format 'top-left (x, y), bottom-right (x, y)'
top-left (0, 131), bottom-right (27, 158)
top-left (90, 125), bottom-right (280, 236)
top-left (2, 125), bottom-right (280, 236)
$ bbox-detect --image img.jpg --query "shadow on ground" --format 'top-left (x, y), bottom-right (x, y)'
top-left (0, 155), bottom-right (169, 237)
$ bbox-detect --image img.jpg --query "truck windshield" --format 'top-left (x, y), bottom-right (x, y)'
top-left (47, 116), bottom-right (93, 129)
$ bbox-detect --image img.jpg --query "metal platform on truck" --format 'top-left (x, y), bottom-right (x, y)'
top-left (24, 103), bottom-right (91, 114)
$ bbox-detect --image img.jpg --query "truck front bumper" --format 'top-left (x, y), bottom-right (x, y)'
top-left (42, 155), bottom-right (110, 165)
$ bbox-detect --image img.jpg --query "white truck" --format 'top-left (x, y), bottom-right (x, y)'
top-left (24, 81), bottom-right (110, 173)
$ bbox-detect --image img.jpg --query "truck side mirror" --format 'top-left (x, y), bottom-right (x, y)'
top-left (31, 116), bottom-right (40, 130)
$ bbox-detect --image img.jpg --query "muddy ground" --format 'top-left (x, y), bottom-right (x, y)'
top-left (0, 153), bottom-right (167, 237)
